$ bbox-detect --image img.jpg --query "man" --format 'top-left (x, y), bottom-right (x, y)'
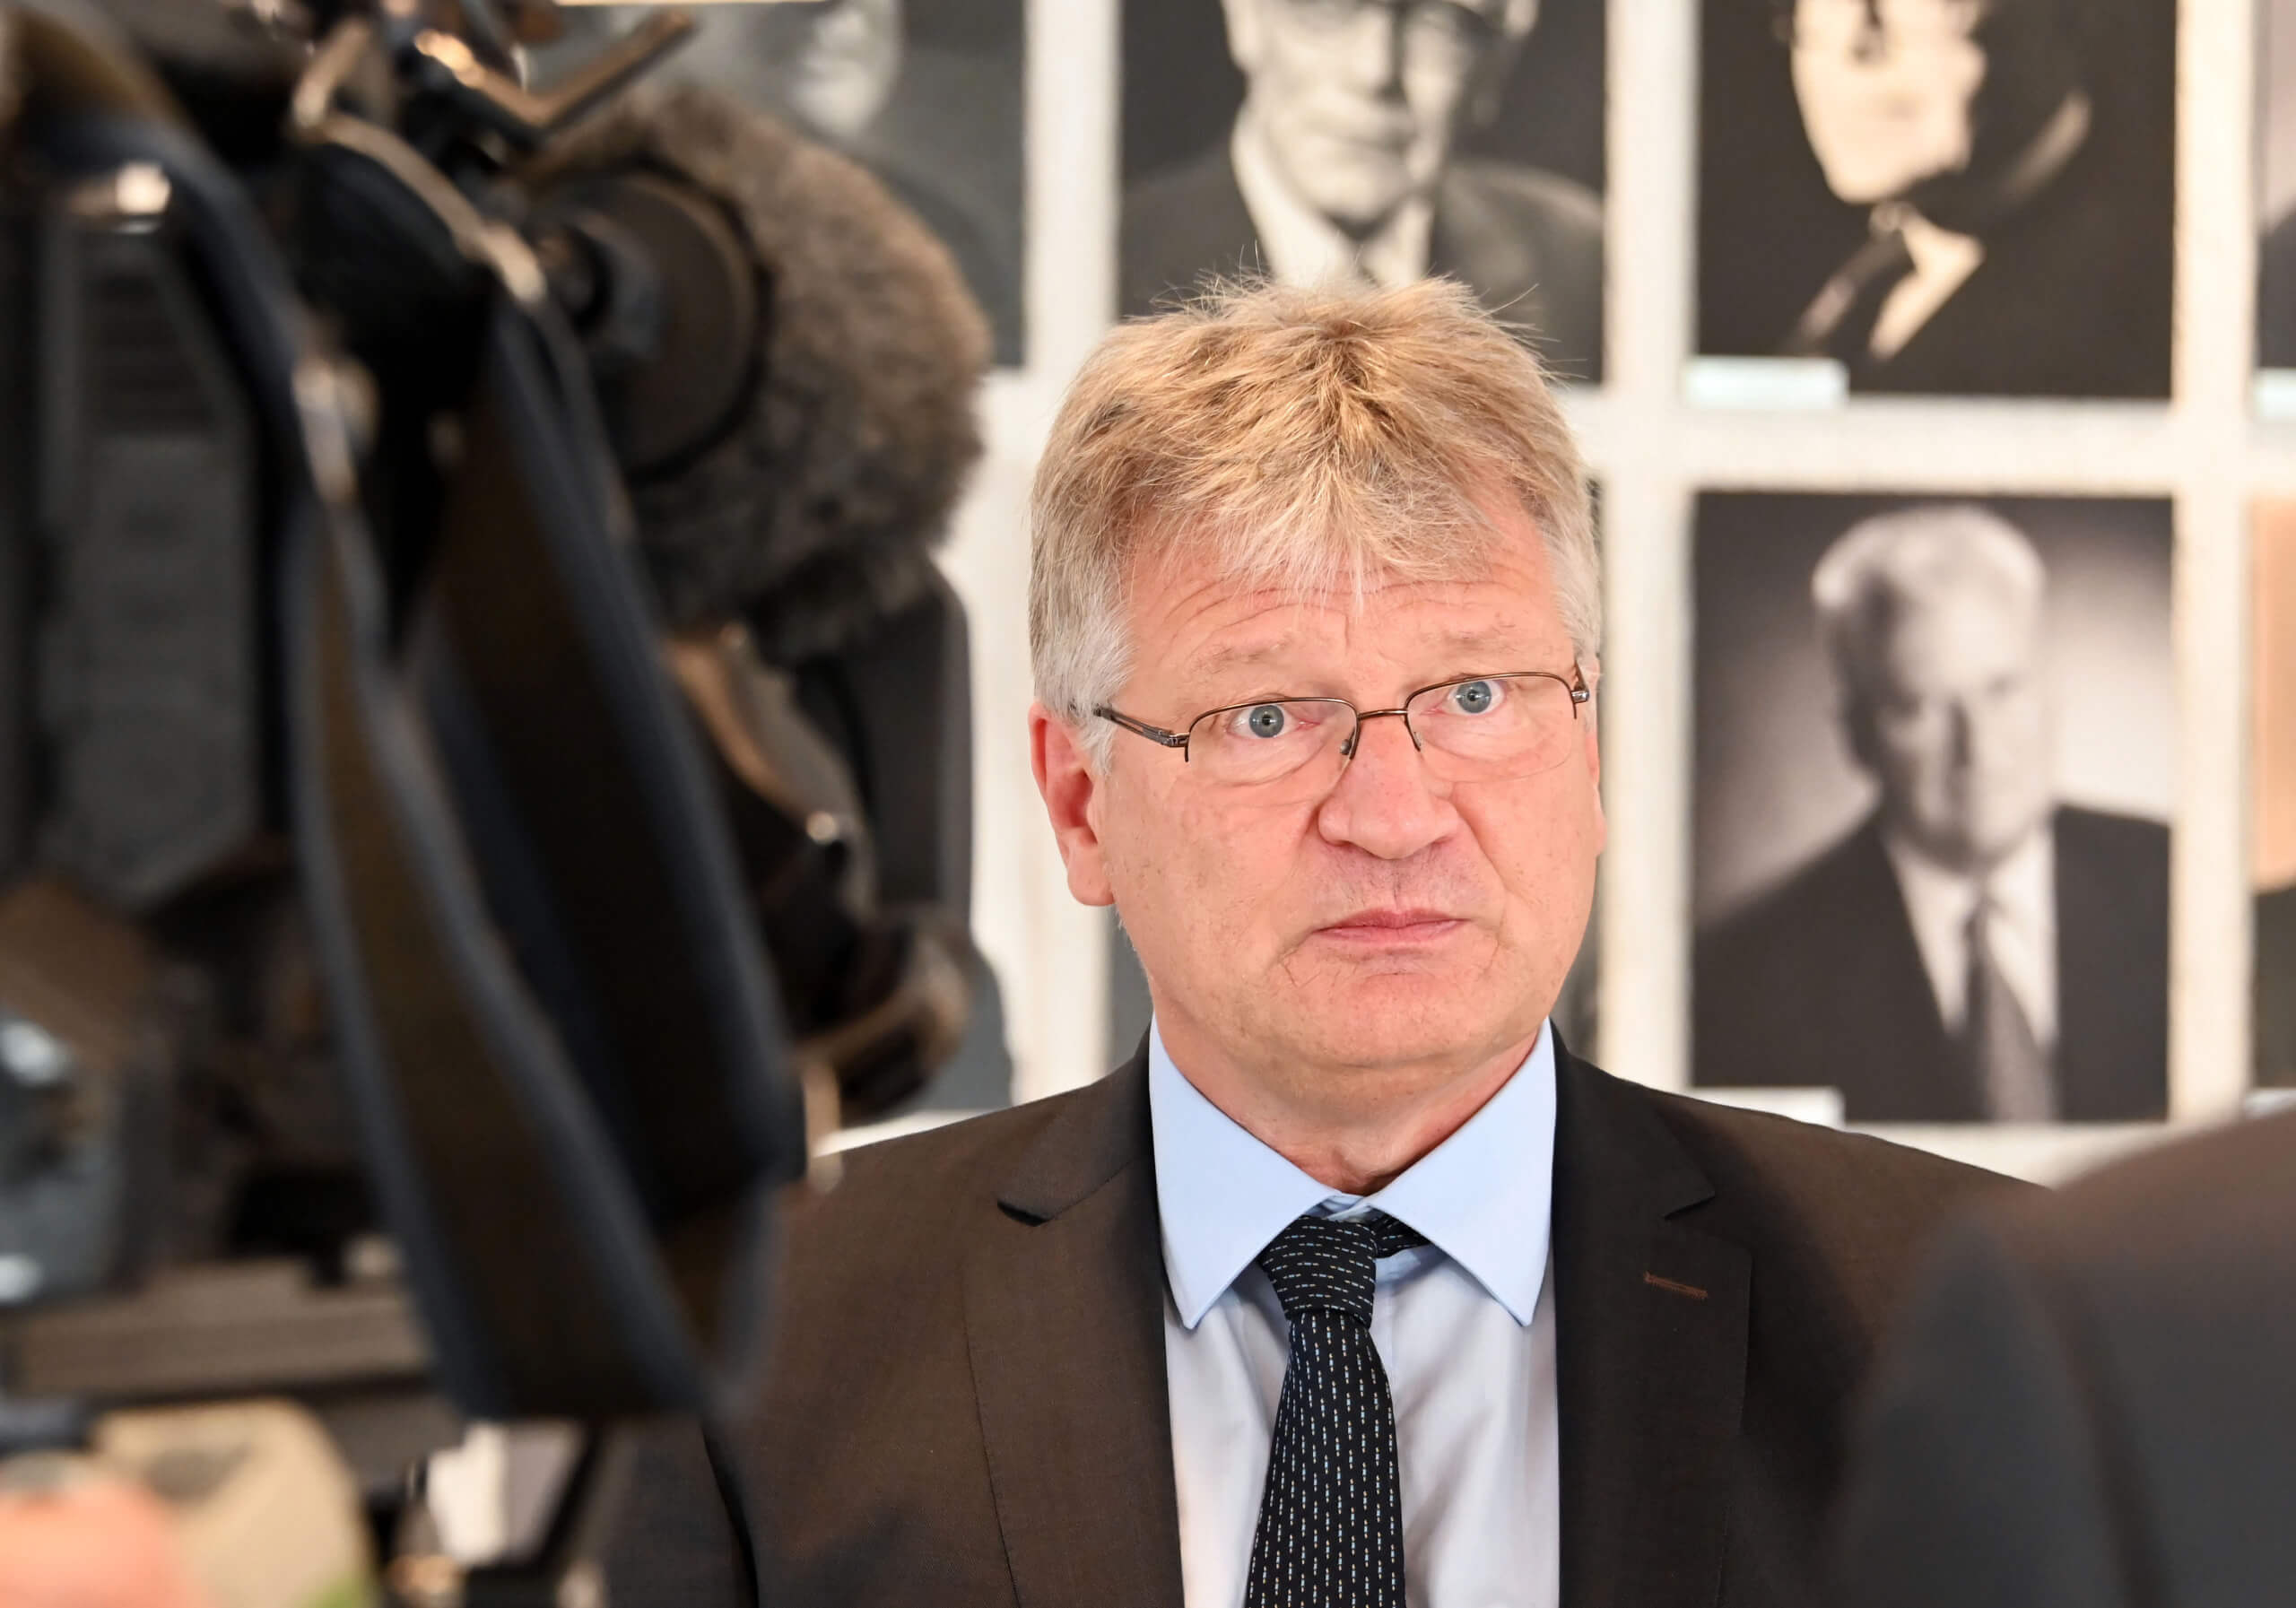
top-left (1119, 0), bottom-right (1604, 380)
top-left (750, 280), bottom-right (2012, 1606)
top-left (1695, 505), bottom-right (2169, 1122)
top-left (1766, 0), bottom-right (2170, 396)
top-left (1836, 1108), bottom-right (2296, 1607)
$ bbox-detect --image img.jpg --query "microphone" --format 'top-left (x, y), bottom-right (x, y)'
top-left (522, 83), bottom-right (993, 667)
top-left (506, 83), bottom-right (996, 1123)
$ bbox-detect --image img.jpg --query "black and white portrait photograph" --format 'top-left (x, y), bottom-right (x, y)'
top-left (1120, 0), bottom-right (1606, 382)
top-left (2258, 0), bottom-right (2296, 369)
top-left (2255, 502), bottom-right (2296, 1086)
top-left (536, 0), bottom-right (1027, 365)
top-left (1697, 0), bottom-right (2174, 397)
top-left (1692, 494), bottom-right (2174, 1123)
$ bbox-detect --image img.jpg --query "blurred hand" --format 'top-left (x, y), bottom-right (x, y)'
top-left (0, 1479), bottom-right (210, 1608)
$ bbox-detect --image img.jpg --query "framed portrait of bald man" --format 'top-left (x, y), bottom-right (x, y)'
top-left (1696, 0), bottom-right (2174, 397)
top-left (1119, 0), bottom-right (1607, 383)
top-left (1692, 493), bottom-right (2174, 1124)
top-left (535, 0), bottom-right (1027, 365)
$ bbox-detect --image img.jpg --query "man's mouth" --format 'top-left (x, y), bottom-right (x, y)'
top-left (1312, 908), bottom-right (1465, 945)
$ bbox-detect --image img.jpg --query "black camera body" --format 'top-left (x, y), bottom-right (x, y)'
top-left (0, 4), bottom-right (992, 1598)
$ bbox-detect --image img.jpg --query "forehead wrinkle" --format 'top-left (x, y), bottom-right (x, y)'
top-left (1148, 569), bottom-right (1570, 705)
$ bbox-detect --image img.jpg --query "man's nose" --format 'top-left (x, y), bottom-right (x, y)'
top-left (1848, 0), bottom-right (1894, 64)
top-left (1335, 4), bottom-right (1409, 91)
top-left (1315, 710), bottom-right (1457, 860)
top-left (1946, 701), bottom-right (1976, 766)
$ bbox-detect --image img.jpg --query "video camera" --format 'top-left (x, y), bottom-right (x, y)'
top-left (0, 3), bottom-right (995, 1601)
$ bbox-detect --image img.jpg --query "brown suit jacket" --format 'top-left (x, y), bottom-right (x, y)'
top-left (748, 1041), bottom-right (2017, 1606)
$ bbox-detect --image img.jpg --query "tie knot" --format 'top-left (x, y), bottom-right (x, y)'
top-left (1255, 1211), bottom-right (1428, 1326)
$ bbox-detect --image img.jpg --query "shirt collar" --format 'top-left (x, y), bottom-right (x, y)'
top-left (1148, 1021), bottom-right (1556, 1331)
top-left (1229, 110), bottom-right (1434, 291)
top-left (1883, 819), bottom-right (2055, 936)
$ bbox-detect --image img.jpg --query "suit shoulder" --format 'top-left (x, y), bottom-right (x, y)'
top-left (1654, 1084), bottom-right (2013, 1209)
top-left (782, 1095), bottom-right (1078, 1275)
top-left (1697, 824), bottom-right (1877, 964)
top-left (1448, 160), bottom-right (1603, 243)
top-left (1641, 1084), bottom-right (2029, 1308)
top-left (1120, 147), bottom-right (1256, 315)
top-left (1122, 150), bottom-right (1230, 230)
top-left (2056, 804), bottom-right (2170, 862)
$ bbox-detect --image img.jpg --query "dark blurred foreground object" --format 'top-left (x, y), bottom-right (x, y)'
top-left (0, 0), bottom-right (994, 1600)
top-left (1837, 1109), bottom-right (2296, 1608)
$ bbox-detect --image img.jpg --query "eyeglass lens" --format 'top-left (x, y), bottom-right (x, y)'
top-left (1783, 0), bottom-right (1981, 51)
top-left (1279, 0), bottom-right (1500, 57)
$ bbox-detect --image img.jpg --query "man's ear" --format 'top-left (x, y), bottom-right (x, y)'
top-left (1031, 701), bottom-right (1117, 908)
top-left (1573, 662), bottom-right (1606, 855)
top-left (1221, 0), bottom-right (1267, 77)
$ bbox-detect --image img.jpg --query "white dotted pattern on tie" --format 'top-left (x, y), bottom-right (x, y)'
top-left (1243, 1212), bottom-right (1427, 1608)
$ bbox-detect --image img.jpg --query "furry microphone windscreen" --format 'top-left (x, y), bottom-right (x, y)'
top-left (526, 84), bottom-right (992, 665)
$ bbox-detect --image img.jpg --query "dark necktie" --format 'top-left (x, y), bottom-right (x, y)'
top-left (1784, 222), bottom-right (1918, 366)
top-left (1963, 897), bottom-right (2057, 1121)
top-left (1243, 1210), bottom-right (1429, 1608)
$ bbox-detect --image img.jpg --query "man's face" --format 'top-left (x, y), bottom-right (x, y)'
top-left (1849, 578), bottom-right (2054, 872)
top-left (734, 0), bottom-right (905, 141)
top-left (1789, 0), bottom-right (1987, 204)
top-left (1224, 0), bottom-right (1518, 231)
top-left (1044, 512), bottom-right (1603, 1107)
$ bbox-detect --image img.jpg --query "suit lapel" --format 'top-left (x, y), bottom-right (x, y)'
top-left (964, 1052), bottom-right (1184, 1608)
top-left (1553, 1049), bottom-right (1751, 1608)
top-left (1836, 818), bottom-right (1979, 1120)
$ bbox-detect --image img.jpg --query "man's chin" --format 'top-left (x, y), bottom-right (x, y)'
top-left (1288, 162), bottom-right (1416, 230)
top-left (1274, 982), bottom-right (1533, 1071)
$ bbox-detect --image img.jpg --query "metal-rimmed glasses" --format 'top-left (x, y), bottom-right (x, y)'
top-left (1274, 0), bottom-right (1505, 68)
top-left (1095, 669), bottom-right (1592, 795)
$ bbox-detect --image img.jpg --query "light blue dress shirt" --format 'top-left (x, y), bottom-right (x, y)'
top-left (1150, 1021), bottom-right (1561, 1608)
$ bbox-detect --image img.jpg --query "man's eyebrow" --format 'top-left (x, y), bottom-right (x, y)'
top-left (1187, 640), bottom-right (1292, 680)
top-left (1431, 628), bottom-right (1521, 660)
top-left (1183, 630), bottom-right (1544, 688)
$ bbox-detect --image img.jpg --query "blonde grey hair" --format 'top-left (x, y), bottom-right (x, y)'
top-left (1812, 503), bottom-right (2047, 696)
top-left (1029, 277), bottom-right (1598, 768)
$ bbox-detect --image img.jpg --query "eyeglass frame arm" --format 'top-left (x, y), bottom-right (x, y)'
top-left (1093, 706), bottom-right (1193, 752)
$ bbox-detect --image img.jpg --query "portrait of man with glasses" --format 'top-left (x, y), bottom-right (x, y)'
top-left (1119, 0), bottom-right (1605, 381)
top-left (749, 280), bottom-right (2012, 1607)
top-left (1697, 0), bottom-right (2172, 396)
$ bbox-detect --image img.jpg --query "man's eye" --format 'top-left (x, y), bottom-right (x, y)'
top-left (1242, 704), bottom-right (1290, 739)
top-left (1449, 680), bottom-right (1500, 715)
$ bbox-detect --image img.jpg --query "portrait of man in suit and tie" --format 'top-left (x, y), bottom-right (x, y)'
top-left (1693, 496), bottom-right (2173, 1123)
top-left (1697, 0), bottom-right (2173, 396)
top-left (751, 282), bottom-right (2014, 1607)
top-left (1119, 0), bottom-right (1606, 380)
